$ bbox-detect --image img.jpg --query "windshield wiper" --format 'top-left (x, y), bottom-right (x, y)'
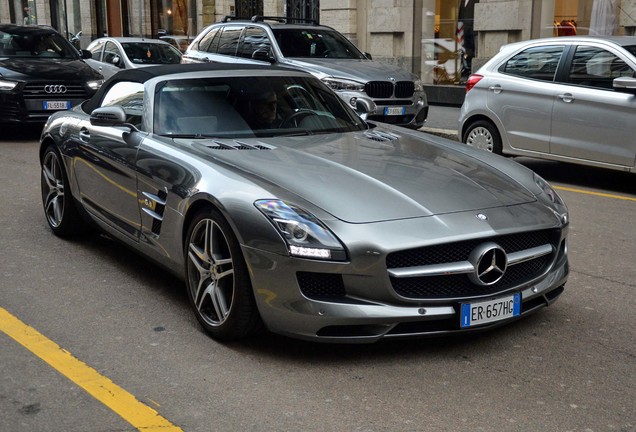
top-left (159, 133), bottom-right (211, 139)
top-left (276, 129), bottom-right (315, 137)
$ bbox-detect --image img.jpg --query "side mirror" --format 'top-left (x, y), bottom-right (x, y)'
top-left (364, 52), bottom-right (373, 60)
top-left (80, 49), bottom-right (92, 59)
top-left (613, 76), bottom-right (636, 95)
top-left (90, 106), bottom-right (127, 127)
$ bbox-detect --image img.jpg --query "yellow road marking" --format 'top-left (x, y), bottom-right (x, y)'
top-left (0, 307), bottom-right (183, 432)
top-left (554, 186), bottom-right (636, 202)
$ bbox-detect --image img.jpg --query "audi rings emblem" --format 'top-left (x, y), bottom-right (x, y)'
top-left (44, 85), bottom-right (68, 94)
top-left (468, 242), bottom-right (508, 286)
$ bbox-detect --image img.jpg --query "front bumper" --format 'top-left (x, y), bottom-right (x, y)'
top-left (0, 82), bottom-right (94, 124)
top-left (242, 207), bottom-right (569, 343)
top-left (0, 94), bottom-right (86, 123)
top-left (336, 89), bottom-right (429, 129)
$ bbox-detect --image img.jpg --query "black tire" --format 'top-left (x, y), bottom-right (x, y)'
top-left (463, 120), bottom-right (503, 155)
top-left (184, 208), bottom-right (262, 341)
top-left (41, 145), bottom-right (87, 237)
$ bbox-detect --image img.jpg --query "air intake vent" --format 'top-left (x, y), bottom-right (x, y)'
top-left (363, 130), bottom-right (400, 142)
top-left (203, 140), bottom-right (274, 150)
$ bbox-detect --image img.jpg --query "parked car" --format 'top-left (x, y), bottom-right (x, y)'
top-left (85, 37), bottom-right (182, 79)
top-left (459, 36), bottom-right (636, 174)
top-left (160, 35), bottom-right (192, 53)
top-left (0, 24), bottom-right (103, 124)
top-left (39, 63), bottom-right (569, 343)
top-left (181, 16), bottom-right (428, 129)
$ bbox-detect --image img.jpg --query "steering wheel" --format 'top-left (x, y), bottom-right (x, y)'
top-left (281, 110), bottom-right (319, 128)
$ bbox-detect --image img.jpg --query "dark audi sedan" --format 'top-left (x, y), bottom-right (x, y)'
top-left (0, 24), bottom-right (103, 124)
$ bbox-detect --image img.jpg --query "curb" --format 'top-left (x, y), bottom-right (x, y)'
top-left (419, 127), bottom-right (459, 141)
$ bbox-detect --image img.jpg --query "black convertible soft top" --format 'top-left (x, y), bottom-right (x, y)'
top-left (83, 63), bottom-right (300, 113)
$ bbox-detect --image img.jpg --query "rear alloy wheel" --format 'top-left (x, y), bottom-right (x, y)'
top-left (185, 209), bottom-right (261, 340)
top-left (41, 146), bottom-right (86, 237)
top-left (464, 120), bottom-right (503, 155)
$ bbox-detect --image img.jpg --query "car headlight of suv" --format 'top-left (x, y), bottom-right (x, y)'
top-left (534, 173), bottom-right (568, 226)
top-left (87, 79), bottom-right (104, 91)
top-left (414, 79), bottom-right (424, 92)
top-left (0, 79), bottom-right (18, 91)
top-left (255, 199), bottom-right (347, 261)
top-left (321, 77), bottom-right (365, 92)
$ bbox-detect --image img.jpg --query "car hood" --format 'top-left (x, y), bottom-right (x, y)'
top-left (0, 58), bottom-right (102, 80)
top-left (282, 58), bottom-right (418, 82)
top-left (192, 130), bottom-right (536, 223)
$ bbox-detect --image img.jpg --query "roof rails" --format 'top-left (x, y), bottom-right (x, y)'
top-left (221, 15), bottom-right (319, 25)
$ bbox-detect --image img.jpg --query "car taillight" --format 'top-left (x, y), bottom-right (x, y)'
top-left (465, 74), bottom-right (483, 93)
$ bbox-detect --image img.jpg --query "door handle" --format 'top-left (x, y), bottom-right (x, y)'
top-left (557, 93), bottom-right (574, 103)
top-left (488, 85), bottom-right (503, 94)
top-left (79, 127), bottom-right (90, 143)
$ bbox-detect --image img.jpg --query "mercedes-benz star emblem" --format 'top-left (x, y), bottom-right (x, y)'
top-left (468, 242), bottom-right (508, 286)
top-left (44, 85), bottom-right (68, 94)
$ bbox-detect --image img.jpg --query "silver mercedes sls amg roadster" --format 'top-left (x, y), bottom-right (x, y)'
top-left (39, 64), bottom-right (569, 343)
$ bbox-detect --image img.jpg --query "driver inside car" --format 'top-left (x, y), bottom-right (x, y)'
top-left (238, 85), bottom-right (284, 130)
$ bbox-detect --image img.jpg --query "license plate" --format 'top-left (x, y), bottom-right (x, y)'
top-left (43, 101), bottom-right (71, 110)
top-left (460, 293), bottom-right (521, 328)
top-left (384, 106), bottom-right (405, 116)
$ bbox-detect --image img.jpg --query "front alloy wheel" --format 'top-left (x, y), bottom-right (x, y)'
top-left (41, 146), bottom-right (85, 236)
top-left (185, 209), bottom-right (261, 340)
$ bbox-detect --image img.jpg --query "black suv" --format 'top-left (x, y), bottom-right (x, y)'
top-left (182, 16), bottom-right (428, 129)
top-left (0, 24), bottom-right (104, 124)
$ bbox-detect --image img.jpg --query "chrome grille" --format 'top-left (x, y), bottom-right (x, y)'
top-left (387, 230), bottom-right (560, 299)
top-left (22, 82), bottom-right (89, 100)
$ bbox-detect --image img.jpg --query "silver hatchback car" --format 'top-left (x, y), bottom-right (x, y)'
top-left (459, 36), bottom-right (636, 174)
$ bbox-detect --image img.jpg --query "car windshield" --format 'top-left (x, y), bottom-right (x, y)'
top-left (0, 29), bottom-right (79, 58)
top-left (154, 75), bottom-right (367, 137)
top-left (121, 42), bottom-right (182, 64)
top-left (273, 28), bottom-right (367, 59)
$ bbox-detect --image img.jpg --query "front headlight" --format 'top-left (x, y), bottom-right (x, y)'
top-left (414, 79), bottom-right (424, 92)
top-left (0, 79), bottom-right (18, 91)
top-left (321, 77), bottom-right (365, 92)
top-left (534, 173), bottom-right (568, 225)
top-left (255, 199), bottom-right (347, 261)
top-left (87, 79), bottom-right (104, 91)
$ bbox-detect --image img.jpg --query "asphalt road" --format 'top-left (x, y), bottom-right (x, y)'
top-left (1, 122), bottom-right (634, 432)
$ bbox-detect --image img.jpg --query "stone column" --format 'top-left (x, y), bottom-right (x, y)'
top-left (620, 0), bottom-right (636, 35)
top-left (472, 0), bottom-right (535, 68)
top-left (321, 0), bottom-right (359, 46)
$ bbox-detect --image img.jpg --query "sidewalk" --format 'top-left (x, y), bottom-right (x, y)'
top-left (419, 104), bottom-right (461, 141)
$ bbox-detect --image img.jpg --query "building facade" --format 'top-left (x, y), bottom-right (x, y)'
top-left (2, 0), bottom-right (635, 103)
